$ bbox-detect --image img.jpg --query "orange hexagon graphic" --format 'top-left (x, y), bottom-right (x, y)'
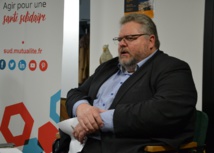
top-left (0, 102), bottom-right (34, 146)
top-left (38, 121), bottom-right (58, 153)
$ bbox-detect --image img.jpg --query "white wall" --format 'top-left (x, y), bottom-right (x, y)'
top-left (90, 0), bottom-right (205, 110)
top-left (61, 0), bottom-right (79, 98)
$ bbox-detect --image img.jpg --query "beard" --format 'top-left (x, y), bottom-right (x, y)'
top-left (119, 56), bottom-right (138, 71)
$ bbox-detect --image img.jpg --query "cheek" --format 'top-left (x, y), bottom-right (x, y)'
top-left (131, 44), bottom-right (145, 55)
top-left (128, 43), bottom-right (139, 52)
top-left (134, 44), bottom-right (149, 58)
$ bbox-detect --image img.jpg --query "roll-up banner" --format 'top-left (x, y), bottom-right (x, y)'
top-left (0, 0), bottom-right (64, 152)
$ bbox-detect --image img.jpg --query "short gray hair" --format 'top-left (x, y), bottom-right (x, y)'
top-left (120, 13), bottom-right (160, 49)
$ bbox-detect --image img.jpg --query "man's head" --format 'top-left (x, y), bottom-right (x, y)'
top-left (113, 13), bottom-right (160, 72)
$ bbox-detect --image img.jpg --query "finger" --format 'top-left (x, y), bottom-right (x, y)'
top-left (78, 115), bottom-right (91, 131)
top-left (93, 112), bottom-right (103, 127)
top-left (85, 108), bottom-right (104, 129)
top-left (79, 114), bottom-right (99, 131)
top-left (78, 131), bottom-right (86, 143)
top-left (81, 115), bottom-right (98, 131)
top-left (98, 108), bottom-right (106, 113)
top-left (77, 105), bottom-right (103, 131)
top-left (73, 124), bottom-right (82, 139)
top-left (74, 126), bottom-right (87, 143)
top-left (73, 131), bottom-right (78, 139)
top-left (88, 113), bottom-right (104, 131)
top-left (77, 106), bottom-right (95, 131)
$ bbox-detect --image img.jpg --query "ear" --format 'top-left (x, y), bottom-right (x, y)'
top-left (149, 35), bottom-right (156, 49)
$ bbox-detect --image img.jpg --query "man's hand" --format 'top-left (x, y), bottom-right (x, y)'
top-left (76, 103), bottom-right (105, 133)
top-left (73, 123), bottom-right (88, 144)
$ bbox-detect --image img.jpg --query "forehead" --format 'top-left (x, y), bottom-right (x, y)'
top-left (119, 21), bottom-right (142, 36)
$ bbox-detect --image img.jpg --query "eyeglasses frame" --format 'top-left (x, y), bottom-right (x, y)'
top-left (113, 33), bottom-right (149, 44)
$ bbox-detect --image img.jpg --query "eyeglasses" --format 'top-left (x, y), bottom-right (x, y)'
top-left (113, 33), bottom-right (149, 44)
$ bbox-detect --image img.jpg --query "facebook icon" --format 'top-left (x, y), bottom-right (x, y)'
top-left (0, 59), bottom-right (6, 70)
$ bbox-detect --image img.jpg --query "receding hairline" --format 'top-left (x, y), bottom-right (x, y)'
top-left (120, 13), bottom-right (153, 25)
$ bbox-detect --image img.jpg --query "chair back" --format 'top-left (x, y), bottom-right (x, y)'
top-left (193, 110), bottom-right (209, 147)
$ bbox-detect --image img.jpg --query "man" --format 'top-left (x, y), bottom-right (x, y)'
top-left (65, 13), bottom-right (197, 153)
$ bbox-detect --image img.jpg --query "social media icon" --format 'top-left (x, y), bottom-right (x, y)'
top-left (39, 60), bottom-right (48, 71)
top-left (0, 59), bottom-right (6, 70)
top-left (18, 60), bottom-right (26, 71)
top-left (29, 60), bottom-right (37, 71)
top-left (8, 59), bottom-right (16, 70)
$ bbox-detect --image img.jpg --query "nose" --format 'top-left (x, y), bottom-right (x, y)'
top-left (118, 38), bottom-right (127, 46)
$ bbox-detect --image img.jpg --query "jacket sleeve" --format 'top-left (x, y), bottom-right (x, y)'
top-left (66, 57), bottom-right (119, 117)
top-left (66, 73), bottom-right (95, 117)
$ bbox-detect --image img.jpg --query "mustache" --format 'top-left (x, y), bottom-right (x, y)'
top-left (119, 48), bottom-right (130, 54)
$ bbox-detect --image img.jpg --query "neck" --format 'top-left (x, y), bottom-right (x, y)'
top-left (124, 65), bottom-right (136, 73)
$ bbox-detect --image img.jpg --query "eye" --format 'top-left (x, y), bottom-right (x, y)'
top-left (117, 37), bottom-right (123, 42)
top-left (125, 36), bottom-right (136, 41)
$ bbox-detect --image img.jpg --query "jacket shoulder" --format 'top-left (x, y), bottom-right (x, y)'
top-left (153, 50), bottom-right (190, 68)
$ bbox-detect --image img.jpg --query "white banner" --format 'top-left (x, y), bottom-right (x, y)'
top-left (0, 0), bottom-right (64, 152)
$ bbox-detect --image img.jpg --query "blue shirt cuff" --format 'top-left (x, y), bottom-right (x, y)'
top-left (100, 109), bottom-right (115, 132)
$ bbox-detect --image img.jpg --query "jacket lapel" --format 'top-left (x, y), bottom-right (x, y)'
top-left (109, 50), bottom-right (161, 109)
top-left (89, 58), bottom-right (119, 99)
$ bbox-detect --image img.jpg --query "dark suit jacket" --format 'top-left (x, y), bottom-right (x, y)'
top-left (65, 50), bottom-right (197, 153)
